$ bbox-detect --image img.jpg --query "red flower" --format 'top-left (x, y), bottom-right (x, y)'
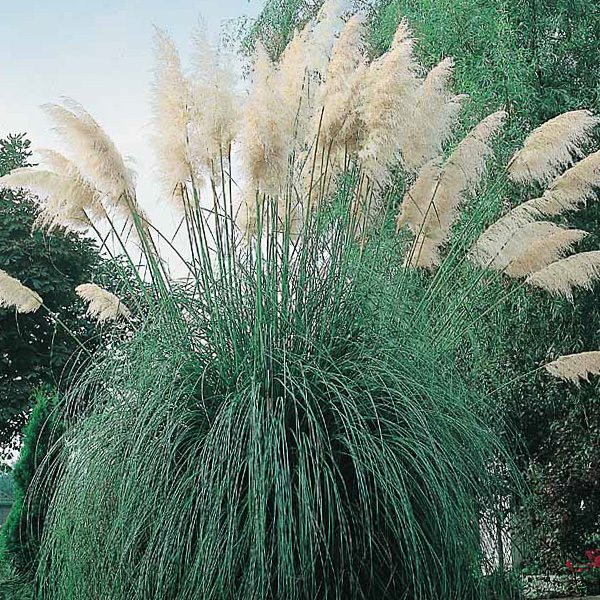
top-left (593, 556), bottom-right (600, 568)
top-left (566, 560), bottom-right (574, 571)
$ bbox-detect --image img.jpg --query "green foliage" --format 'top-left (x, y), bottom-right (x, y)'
top-left (0, 134), bottom-right (102, 458)
top-left (34, 188), bottom-right (519, 599)
top-left (0, 558), bottom-right (33, 600)
top-left (242, 0), bottom-right (320, 59)
top-left (372, 0), bottom-right (600, 124)
top-left (2, 387), bottom-right (63, 575)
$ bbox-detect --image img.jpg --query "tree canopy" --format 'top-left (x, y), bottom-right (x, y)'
top-left (0, 134), bottom-right (101, 458)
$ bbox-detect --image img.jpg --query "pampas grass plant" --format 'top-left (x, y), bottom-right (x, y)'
top-left (4, 1), bottom-right (600, 597)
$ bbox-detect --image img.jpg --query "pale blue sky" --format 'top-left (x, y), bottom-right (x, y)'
top-left (0, 0), bottom-right (263, 227)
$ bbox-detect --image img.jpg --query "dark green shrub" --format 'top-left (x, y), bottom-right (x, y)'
top-left (2, 387), bottom-right (63, 575)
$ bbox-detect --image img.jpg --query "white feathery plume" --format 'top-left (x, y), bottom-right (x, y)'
top-left (526, 251), bottom-right (600, 300)
top-left (37, 149), bottom-right (108, 223)
top-left (307, 14), bottom-right (367, 197)
top-left (403, 110), bottom-right (506, 266)
top-left (0, 168), bottom-right (94, 232)
top-left (0, 269), bottom-right (42, 313)
top-left (240, 41), bottom-right (288, 203)
top-left (470, 197), bottom-right (550, 267)
top-left (483, 221), bottom-right (568, 270)
top-left (396, 159), bottom-right (442, 233)
top-left (402, 57), bottom-right (467, 172)
top-left (189, 26), bottom-right (240, 183)
top-left (541, 148), bottom-right (600, 214)
top-left (505, 228), bottom-right (588, 278)
top-left (316, 14), bottom-right (366, 150)
top-left (358, 18), bottom-right (420, 184)
top-left (43, 100), bottom-right (135, 201)
top-left (151, 27), bottom-right (193, 209)
top-left (309, 0), bottom-right (350, 75)
top-left (76, 283), bottom-right (131, 323)
top-left (545, 351), bottom-right (600, 385)
top-left (42, 100), bottom-right (145, 228)
top-left (508, 110), bottom-right (600, 185)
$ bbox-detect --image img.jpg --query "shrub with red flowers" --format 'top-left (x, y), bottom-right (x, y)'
top-left (565, 548), bottom-right (600, 594)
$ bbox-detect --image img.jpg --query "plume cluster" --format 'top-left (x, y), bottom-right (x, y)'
top-left (505, 228), bottom-right (588, 278)
top-left (471, 108), bottom-right (600, 297)
top-left (144, 3), bottom-right (482, 241)
top-left (0, 100), bottom-right (147, 242)
top-left (0, 269), bottom-right (42, 313)
top-left (42, 101), bottom-right (138, 216)
top-left (75, 283), bottom-right (130, 322)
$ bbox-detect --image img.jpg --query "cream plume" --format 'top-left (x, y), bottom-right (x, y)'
top-left (396, 159), bottom-right (442, 233)
top-left (240, 41), bottom-right (288, 202)
top-left (508, 110), bottom-right (600, 185)
top-left (526, 251), bottom-right (600, 299)
top-left (403, 58), bottom-right (467, 172)
top-left (0, 269), bottom-right (42, 313)
top-left (236, 192), bottom-right (259, 239)
top-left (505, 228), bottom-right (588, 278)
top-left (358, 18), bottom-right (420, 184)
top-left (401, 110), bottom-right (506, 266)
top-left (189, 27), bottom-right (240, 183)
top-left (317, 14), bottom-right (366, 150)
top-left (308, 14), bottom-right (367, 197)
top-left (309, 0), bottom-right (349, 75)
top-left (540, 149), bottom-right (600, 214)
top-left (42, 101), bottom-right (149, 235)
top-left (38, 149), bottom-right (107, 223)
top-left (151, 27), bottom-right (193, 209)
top-left (0, 168), bottom-right (95, 232)
top-left (43, 100), bottom-right (136, 203)
top-left (545, 351), bottom-right (600, 385)
top-left (76, 283), bottom-right (131, 322)
top-left (470, 197), bottom-right (551, 267)
top-left (472, 149), bottom-right (600, 267)
top-left (484, 221), bottom-right (566, 271)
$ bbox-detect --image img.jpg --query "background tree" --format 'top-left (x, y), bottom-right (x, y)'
top-left (0, 134), bottom-right (102, 459)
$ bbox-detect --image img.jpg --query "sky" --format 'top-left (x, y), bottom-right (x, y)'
top-left (0, 0), bottom-right (263, 231)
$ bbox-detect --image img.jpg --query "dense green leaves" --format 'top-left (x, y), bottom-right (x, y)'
top-left (246, 0), bottom-right (600, 573)
top-left (34, 189), bottom-right (519, 600)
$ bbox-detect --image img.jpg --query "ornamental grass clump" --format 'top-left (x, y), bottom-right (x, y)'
top-left (5, 1), bottom-right (600, 598)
